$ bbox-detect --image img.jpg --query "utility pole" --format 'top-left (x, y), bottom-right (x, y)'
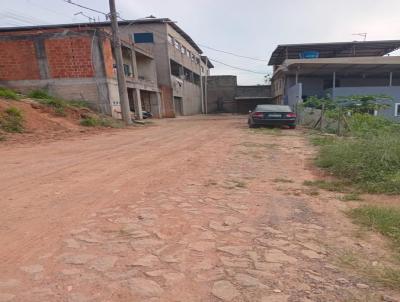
top-left (109, 0), bottom-right (132, 125)
top-left (204, 57), bottom-right (208, 114)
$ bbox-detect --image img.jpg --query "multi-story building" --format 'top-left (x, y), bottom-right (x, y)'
top-left (118, 17), bottom-right (213, 117)
top-left (0, 17), bottom-right (212, 119)
top-left (268, 40), bottom-right (400, 121)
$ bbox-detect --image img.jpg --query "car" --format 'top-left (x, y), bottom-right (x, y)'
top-left (248, 105), bottom-right (297, 129)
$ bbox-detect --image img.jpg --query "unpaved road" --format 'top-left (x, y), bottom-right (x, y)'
top-left (0, 116), bottom-right (398, 302)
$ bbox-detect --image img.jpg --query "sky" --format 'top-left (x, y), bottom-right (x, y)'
top-left (1, 0), bottom-right (400, 85)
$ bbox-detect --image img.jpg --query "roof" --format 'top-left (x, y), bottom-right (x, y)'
top-left (268, 40), bottom-right (400, 66)
top-left (276, 56), bottom-right (400, 76)
top-left (201, 56), bottom-right (214, 68)
top-left (0, 17), bottom-right (203, 54)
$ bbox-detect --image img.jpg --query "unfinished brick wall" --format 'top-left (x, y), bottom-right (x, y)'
top-left (0, 40), bottom-right (40, 81)
top-left (45, 37), bottom-right (94, 78)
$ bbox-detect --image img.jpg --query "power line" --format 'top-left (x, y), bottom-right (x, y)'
top-left (209, 58), bottom-right (267, 75)
top-left (62, 0), bottom-right (108, 17)
top-left (198, 44), bottom-right (268, 62)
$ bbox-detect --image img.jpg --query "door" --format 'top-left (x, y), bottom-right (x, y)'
top-left (174, 97), bottom-right (183, 116)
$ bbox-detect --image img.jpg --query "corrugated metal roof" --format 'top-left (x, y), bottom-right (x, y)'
top-left (0, 17), bottom-right (203, 54)
top-left (268, 40), bottom-right (400, 66)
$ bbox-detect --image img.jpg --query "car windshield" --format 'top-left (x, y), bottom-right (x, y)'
top-left (255, 105), bottom-right (292, 112)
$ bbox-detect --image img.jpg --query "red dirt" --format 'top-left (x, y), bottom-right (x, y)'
top-left (0, 116), bottom-right (399, 302)
top-left (0, 98), bottom-right (114, 146)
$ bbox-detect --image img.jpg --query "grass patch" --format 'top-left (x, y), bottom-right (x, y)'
top-left (0, 87), bottom-right (19, 100)
top-left (336, 249), bottom-right (400, 289)
top-left (80, 116), bottom-right (124, 128)
top-left (349, 206), bottom-right (400, 251)
top-left (28, 89), bottom-right (89, 116)
top-left (273, 178), bottom-right (294, 183)
top-left (317, 135), bottom-right (400, 194)
top-left (339, 193), bottom-right (362, 201)
top-left (251, 127), bottom-right (282, 135)
top-left (0, 107), bottom-right (24, 133)
top-left (303, 179), bottom-right (349, 193)
top-left (309, 134), bottom-right (337, 146)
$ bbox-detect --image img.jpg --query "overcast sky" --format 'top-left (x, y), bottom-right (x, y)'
top-left (1, 0), bottom-right (400, 84)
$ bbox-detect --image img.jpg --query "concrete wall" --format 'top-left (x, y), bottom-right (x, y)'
top-left (236, 85), bottom-right (271, 98)
top-left (287, 83), bottom-right (302, 108)
top-left (334, 86), bottom-right (400, 122)
top-left (207, 76), bottom-right (237, 113)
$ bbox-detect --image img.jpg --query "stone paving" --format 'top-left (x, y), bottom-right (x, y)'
top-left (0, 118), bottom-right (399, 301)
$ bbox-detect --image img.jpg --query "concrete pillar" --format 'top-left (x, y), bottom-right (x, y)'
top-left (332, 72), bottom-right (336, 100)
top-left (389, 72), bottom-right (393, 87)
top-left (133, 88), bottom-right (143, 120)
top-left (131, 49), bottom-right (138, 80)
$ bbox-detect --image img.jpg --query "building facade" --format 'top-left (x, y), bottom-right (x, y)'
top-left (268, 40), bottom-right (400, 121)
top-left (0, 17), bottom-right (211, 119)
top-left (118, 18), bottom-right (213, 117)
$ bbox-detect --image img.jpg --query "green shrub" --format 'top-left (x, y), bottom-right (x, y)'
top-left (80, 116), bottom-right (99, 127)
top-left (0, 87), bottom-right (19, 100)
top-left (28, 89), bottom-right (52, 99)
top-left (349, 206), bottom-right (400, 250)
top-left (317, 133), bottom-right (400, 194)
top-left (348, 113), bottom-right (399, 138)
top-left (0, 107), bottom-right (24, 133)
top-left (80, 116), bottom-right (124, 128)
top-left (66, 100), bottom-right (89, 108)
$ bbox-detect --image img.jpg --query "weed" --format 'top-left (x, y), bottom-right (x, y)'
top-left (339, 193), bottom-right (362, 201)
top-left (349, 206), bottom-right (400, 251)
top-left (309, 135), bottom-right (337, 146)
top-left (0, 107), bottom-right (24, 133)
top-left (336, 249), bottom-right (400, 289)
top-left (273, 178), bottom-right (294, 183)
top-left (303, 179), bottom-right (348, 192)
top-left (28, 89), bottom-right (52, 99)
top-left (306, 189), bottom-right (320, 196)
top-left (80, 116), bottom-right (124, 128)
top-left (0, 87), bottom-right (19, 100)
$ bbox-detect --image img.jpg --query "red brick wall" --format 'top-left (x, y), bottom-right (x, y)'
top-left (45, 37), bottom-right (94, 78)
top-left (0, 40), bottom-right (40, 80)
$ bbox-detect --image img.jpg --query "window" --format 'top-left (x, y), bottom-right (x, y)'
top-left (174, 40), bottom-right (181, 50)
top-left (183, 67), bottom-right (193, 82)
top-left (191, 53), bottom-right (195, 61)
top-left (193, 73), bottom-right (200, 85)
top-left (170, 60), bottom-right (182, 77)
top-left (123, 64), bottom-right (132, 77)
top-left (186, 49), bottom-right (191, 58)
top-left (395, 103), bottom-right (400, 116)
top-left (133, 33), bottom-right (154, 43)
top-left (168, 35), bottom-right (173, 45)
top-left (201, 66), bottom-right (204, 73)
top-left (181, 46), bottom-right (186, 55)
top-left (195, 57), bottom-right (200, 65)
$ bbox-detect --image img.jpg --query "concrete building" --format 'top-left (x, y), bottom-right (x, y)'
top-left (117, 17), bottom-right (213, 117)
top-left (0, 25), bottom-right (160, 119)
top-left (269, 40), bottom-right (400, 121)
top-left (0, 17), bottom-right (211, 118)
top-left (206, 75), bottom-right (272, 113)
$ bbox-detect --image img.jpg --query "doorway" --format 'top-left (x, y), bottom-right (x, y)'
top-left (174, 96), bottom-right (183, 116)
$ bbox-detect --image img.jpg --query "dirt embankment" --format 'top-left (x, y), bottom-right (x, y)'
top-left (0, 98), bottom-right (118, 145)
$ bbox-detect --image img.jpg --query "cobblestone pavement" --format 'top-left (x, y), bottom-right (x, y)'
top-left (0, 116), bottom-right (398, 301)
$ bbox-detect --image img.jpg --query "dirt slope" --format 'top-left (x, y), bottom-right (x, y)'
top-left (0, 98), bottom-right (109, 145)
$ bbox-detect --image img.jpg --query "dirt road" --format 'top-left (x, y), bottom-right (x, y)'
top-left (0, 116), bottom-right (398, 301)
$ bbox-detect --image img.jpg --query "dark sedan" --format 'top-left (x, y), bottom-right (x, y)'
top-left (248, 105), bottom-right (297, 129)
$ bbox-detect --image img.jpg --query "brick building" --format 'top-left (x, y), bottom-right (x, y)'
top-left (0, 25), bottom-right (161, 118)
